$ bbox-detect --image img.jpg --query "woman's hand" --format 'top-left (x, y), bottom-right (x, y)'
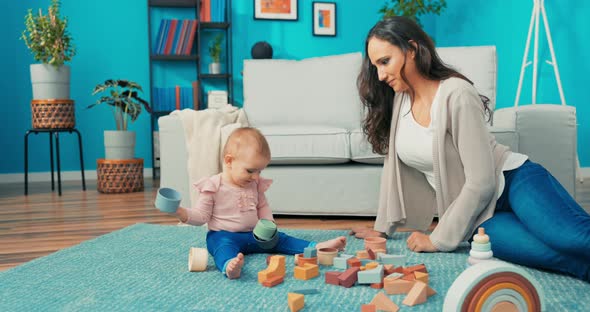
top-left (406, 231), bottom-right (437, 252)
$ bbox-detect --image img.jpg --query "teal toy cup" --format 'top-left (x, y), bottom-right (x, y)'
top-left (155, 188), bottom-right (182, 213)
top-left (253, 219), bottom-right (279, 249)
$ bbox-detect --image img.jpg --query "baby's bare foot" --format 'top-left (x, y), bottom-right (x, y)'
top-left (316, 236), bottom-right (347, 251)
top-left (225, 253), bottom-right (244, 279)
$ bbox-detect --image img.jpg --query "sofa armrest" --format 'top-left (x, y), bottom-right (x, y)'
top-left (158, 114), bottom-right (192, 208)
top-left (494, 105), bottom-right (577, 197)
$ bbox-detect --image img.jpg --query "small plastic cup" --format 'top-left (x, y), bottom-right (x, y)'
top-left (253, 219), bottom-right (277, 241)
top-left (154, 187), bottom-right (182, 213)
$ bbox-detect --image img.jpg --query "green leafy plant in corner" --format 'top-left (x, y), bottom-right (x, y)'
top-left (379, 0), bottom-right (447, 27)
top-left (208, 34), bottom-right (223, 63)
top-left (21, 0), bottom-right (75, 67)
top-left (88, 80), bottom-right (153, 131)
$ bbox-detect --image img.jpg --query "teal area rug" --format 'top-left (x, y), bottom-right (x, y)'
top-left (1, 223), bottom-right (588, 311)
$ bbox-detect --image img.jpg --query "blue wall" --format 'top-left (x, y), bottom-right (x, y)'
top-left (1, 0), bottom-right (587, 175)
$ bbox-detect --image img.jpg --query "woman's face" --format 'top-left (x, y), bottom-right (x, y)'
top-left (367, 37), bottom-right (412, 92)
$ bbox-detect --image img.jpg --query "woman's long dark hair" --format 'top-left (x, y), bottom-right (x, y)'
top-left (357, 17), bottom-right (490, 155)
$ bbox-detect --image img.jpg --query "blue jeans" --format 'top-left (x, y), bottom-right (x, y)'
top-left (479, 160), bottom-right (590, 282)
top-left (206, 230), bottom-right (314, 274)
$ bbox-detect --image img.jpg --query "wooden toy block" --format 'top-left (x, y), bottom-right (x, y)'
top-left (360, 266), bottom-right (366, 271)
top-left (291, 288), bottom-right (319, 295)
top-left (337, 267), bottom-right (360, 288)
top-left (304, 246), bottom-right (317, 258)
top-left (347, 257), bottom-right (361, 268)
top-left (402, 273), bottom-right (416, 281)
top-left (392, 266), bottom-right (404, 274)
top-left (384, 272), bottom-right (404, 280)
top-left (366, 248), bottom-right (376, 260)
top-left (378, 254), bottom-right (407, 267)
top-left (294, 263), bottom-right (319, 280)
top-left (426, 285), bottom-right (437, 297)
top-left (188, 247), bottom-right (208, 272)
top-left (333, 254), bottom-right (353, 270)
top-left (356, 250), bottom-right (369, 259)
top-left (370, 292), bottom-right (400, 312)
top-left (262, 275), bottom-right (284, 287)
top-left (414, 271), bottom-right (428, 284)
top-left (365, 261), bottom-right (379, 270)
top-left (358, 265), bottom-right (384, 284)
top-left (384, 279), bottom-right (414, 295)
top-left (403, 263), bottom-right (427, 274)
top-left (361, 304), bottom-right (377, 312)
top-left (402, 281), bottom-right (427, 306)
top-left (258, 255), bottom-right (286, 283)
top-left (325, 271), bottom-right (342, 286)
top-left (370, 282), bottom-right (384, 289)
top-left (288, 292), bottom-right (304, 312)
top-left (383, 264), bottom-right (395, 275)
top-left (297, 255), bottom-right (318, 267)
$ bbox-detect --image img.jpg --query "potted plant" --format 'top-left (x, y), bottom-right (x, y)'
top-left (379, 0), bottom-right (447, 27)
top-left (208, 34), bottom-right (223, 74)
top-left (88, 79), bottom-right (152, 160)
top-left (21, 0), bottom-right (75, 100)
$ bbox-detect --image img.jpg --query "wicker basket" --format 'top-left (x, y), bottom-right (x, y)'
top-left (97, 158), bottom-right (144, 193)
top-left (31, 99), bottom-right (75, 129)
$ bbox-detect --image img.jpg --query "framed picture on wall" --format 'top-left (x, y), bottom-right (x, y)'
top-left (254, 0), bottom-right (298, 21)
top-left (312, 2), bottom-right (336, 36)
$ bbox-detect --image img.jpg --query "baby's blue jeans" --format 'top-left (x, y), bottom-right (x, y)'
top-left (206, 230), bottom-right (315, 275)
top-left (479, 160), bottom-right (590, 282)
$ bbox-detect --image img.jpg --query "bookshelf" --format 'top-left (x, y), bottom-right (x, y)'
top-left (147, 0), bottom-right (233, 179)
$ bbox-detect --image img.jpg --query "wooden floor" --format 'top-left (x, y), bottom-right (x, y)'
top-left (2, 178), bottom-right (588, 272)
top-left (0, 179), bottom-right (375, 271)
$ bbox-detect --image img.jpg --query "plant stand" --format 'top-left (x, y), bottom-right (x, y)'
top-left (96, 158), bottom-right (144, 193)
top-left (31, 99), bottom-right (75, 129)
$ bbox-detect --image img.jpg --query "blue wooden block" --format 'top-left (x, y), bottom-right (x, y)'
top-left (304, 247), bottom-right (317, 258)
top-left (333, 254), bottom-right (353, 270)
top-left (378, 253), bottom-right (406, 266)
top-left (357, 265), bottom-right (384, 284)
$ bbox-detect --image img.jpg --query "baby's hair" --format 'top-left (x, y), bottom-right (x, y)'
top-left (223, 127), bottom-right (271, 160)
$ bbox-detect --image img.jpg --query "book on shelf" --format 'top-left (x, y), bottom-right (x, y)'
top-left (153, 19), bottom-right (198, 55)
top-left (152, 81), bottom-right (200, 112)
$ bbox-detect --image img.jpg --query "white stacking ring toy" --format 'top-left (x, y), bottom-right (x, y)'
top-left (443, 260), bottom-right (545, 312)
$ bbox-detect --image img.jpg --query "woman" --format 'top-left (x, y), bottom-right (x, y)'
top-left (353, 16), bottom-right (590, 281)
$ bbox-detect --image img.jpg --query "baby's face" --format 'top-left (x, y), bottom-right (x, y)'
top-left (228, 148), bottom-right (270, 187)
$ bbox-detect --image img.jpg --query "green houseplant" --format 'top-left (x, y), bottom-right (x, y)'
top-left (208, 34), bottom-right (223, 74)
top-left (89, 79), bottom-right (152, 159)
top-left (21, 0), bottom-right (75, 99)
top-left (379, 0), bottom-right (447, 27)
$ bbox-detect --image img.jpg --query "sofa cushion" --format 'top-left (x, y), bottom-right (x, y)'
top-left (437, 46), bottom-right (497, 111)
top-left (259, 126), bottom-right (350, 164)
top-left (489, 127), bottom-right (519, 153)
top-left (350, 128), bottom-right (385, 164)
top-left (243, 53), bottom-right (363, 130)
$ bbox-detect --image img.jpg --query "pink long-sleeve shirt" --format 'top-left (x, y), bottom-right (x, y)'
top-left (184, 173), bottom-right (274, 232)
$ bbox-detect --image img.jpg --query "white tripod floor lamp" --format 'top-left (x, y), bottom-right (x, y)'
top-left (514, 0), bottom-right (582, 182)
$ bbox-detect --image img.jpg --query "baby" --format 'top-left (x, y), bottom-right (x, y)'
top-left (173, 127), bottom-right (346, 279)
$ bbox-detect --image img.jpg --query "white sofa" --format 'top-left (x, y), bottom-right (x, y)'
top-left (158, 47), bottom-right (577, 216)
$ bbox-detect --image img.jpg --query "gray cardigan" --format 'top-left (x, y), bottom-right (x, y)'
top-left (374, 77), bottom-right (510, 251)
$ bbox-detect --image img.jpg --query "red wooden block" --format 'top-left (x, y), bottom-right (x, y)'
top-left (370, 282), bottom-right (384, 289)
top-left (262, 275), bottom-right (284, 287)
top-left (403, 263), bottom-right (427, 275)
top-left (347, 258), bottom-right (361, 268)
top-left (325, 271), bottom-right (342, 286)
top-left (361, 304), bottom-right (377, 312)
top-left (366, 248), bottom-right (376, 260)
top-left (338, 267), bottom-right (360, 288)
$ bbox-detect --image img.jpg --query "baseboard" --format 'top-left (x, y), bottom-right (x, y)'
top-left (0, 169), bottom-right (154, 184)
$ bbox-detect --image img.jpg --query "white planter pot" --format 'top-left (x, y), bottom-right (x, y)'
top-left (104, 130), bottom-right (136, 160)
top-left (30, 64), bottom-right (71, 99)
top-left (209, 62), bottom-right (221, 74)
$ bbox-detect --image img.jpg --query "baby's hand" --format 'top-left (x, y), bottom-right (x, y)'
top-left (174, 207), bottom-right (189, 223)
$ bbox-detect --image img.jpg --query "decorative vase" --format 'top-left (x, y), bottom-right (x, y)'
top-left (30, 64), bottom-right (71, 99)
top-left (104, 130), bottom-right (136, 160)
top-left (209, 62), bottom-right (221, 74)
